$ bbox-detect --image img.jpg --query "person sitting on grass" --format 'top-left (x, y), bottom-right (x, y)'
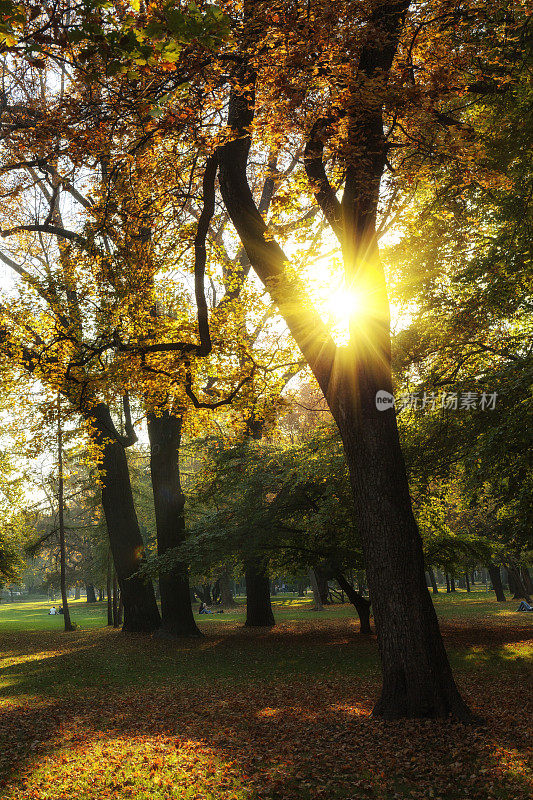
top-left (516, 600), bottom-right (533, 612)
top-left (199, 602), bottom-right (211, 614)
top-left (48, 606), bottom-right (57, 615)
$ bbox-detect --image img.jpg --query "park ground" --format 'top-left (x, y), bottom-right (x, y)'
top-left (0, 592), bottom-right (531, 800)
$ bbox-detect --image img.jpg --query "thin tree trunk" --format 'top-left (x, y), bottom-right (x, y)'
top-left (57, 396), bottom-right (74, 633)
top-left (74, 585), bottom-right (80, 600)
top-left (335, 572), bottom-right (372, 634)
top-left (147, 410), bottom-right (200, 636)
top-left (428, 567), bottom-right (439, 594)
top-left (445, 574), bottom-right (451, 593)
top-left (87, 403), bottom-right (160, 633)
top-left (465, 572), bottom-right (470, 593)
top-left (309, 568), bottom-right (323, 612)
top-left (118, 590), bottom-right (123, 627)
top-left (450, 575), bottom-right (456, 592)
top-left (245, 560), bottom-right (275, 627)
top-left (106, 551), bottom-right (113, 626)
top-left (112, 570), bottom-right (119, 627)
top-left (487, 564), bottom-right (506, 602)
top-left (335, 571), bottom-right (372, 634)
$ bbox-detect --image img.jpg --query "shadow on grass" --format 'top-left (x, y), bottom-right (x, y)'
top-left (0, 619), bottom-right (532, 799)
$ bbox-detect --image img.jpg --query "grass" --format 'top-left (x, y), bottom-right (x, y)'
top-left (0, 591), bottom-right (531, 800)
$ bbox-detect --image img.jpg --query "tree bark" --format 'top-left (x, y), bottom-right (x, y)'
top-left (86, 403), bottom-right (160, 633)
top-left (335, 571), bottom-right (371, 634)
top-left (487, 564), bottom-right (506, 602)
top-left (147, 410), bottom-right (200, 637)
top-left (465, 573), bottom-right (470, 593)
top-left (245, 560), bottom-right (275, 627)
top-left (74, 585), bottom-right (80, 600)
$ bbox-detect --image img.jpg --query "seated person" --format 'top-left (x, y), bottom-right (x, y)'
top-left (516, 600), bottom-right (533, 612)
top-left (48, 606), bottom-right (57, 615)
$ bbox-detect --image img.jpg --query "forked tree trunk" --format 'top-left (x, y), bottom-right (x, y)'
top-left (87, 403), bottom-right (160, 633)
top-left (487, 564), bottom-right (506, 602)
top-left (507, 564), bottom-right (532, 604)
top-left (217, 0), bottom-right (470, 719)
top-left (428, 567), bottom-right (439, 594)
top-left (245, 560), bottom-right (275, 627)
top-left (335, 571), bottom-right (371, 634)
top-left (147, 410), bottom-right (200, 637)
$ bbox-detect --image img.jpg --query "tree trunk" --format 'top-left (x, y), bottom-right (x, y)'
top-left (86, 403), bottom-right (160, 633)
top-left (219, 566), bottom-right (237, 608)
top-left (74, 585), bottom-right (80, 600)
top-left (507, 568), bottom-right (522, 598)
top-left (335, 571), bottom-right (372, 634)
top-left (507, 564), bottom-right (532, 604)
top-left (450, 576), bottom-right (456, 592)
top-left (465, 572), bottom-right (470, 593)
top-left (147, 410), bottom-right (200, 637)
top-left (118, 590), bottom-right (123, 626)
top-left (314, 565), bottom-right (330, 605)
top-left (86, 583), bottom-right (97, 604)
top-left (520, 566), bottom-right (533, 596)
top-left (297, 579), bottom-right (306, 597)
top-left (308, 568), bottom-right (323, 612)
top-left (245, 560), bottom-right (275, 627)
top-left (217, 0), bottom-right (469, 718)
top-left (106, 551), bottom-right (113, 626)
top-left (112, 570), bottom-right (119, 627)
top-left (57, 397), bottom-right (74, 633)
top-left (487, 565), bottom-right (506, 602)
top-left (201, 584), bottom-right (213, 605)
top-left (428, 567), bottom-right (439, 594)
top-left (334, 379), bottom-right (471, 719)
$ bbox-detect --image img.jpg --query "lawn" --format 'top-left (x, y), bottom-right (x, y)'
top-left (0, 592), bottom-right (531, 799)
